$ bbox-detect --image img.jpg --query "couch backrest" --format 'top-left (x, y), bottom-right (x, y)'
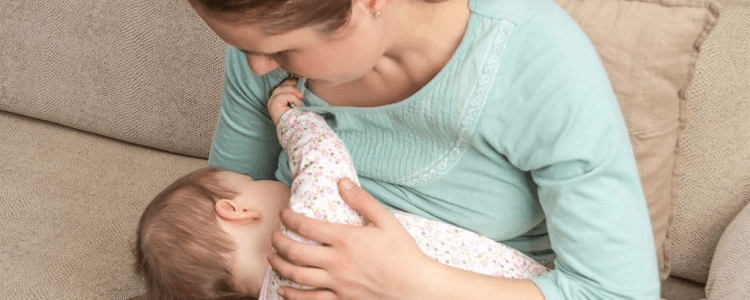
top-left (669, 0), bottom-right (750, 283)
top-left (0, 0), bottom-right (225, 158)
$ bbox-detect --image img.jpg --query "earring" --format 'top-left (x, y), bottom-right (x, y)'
top-left (374, 11), bottom-right (381, 18)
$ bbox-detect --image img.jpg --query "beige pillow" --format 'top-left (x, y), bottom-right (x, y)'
top-left (552, 0), bottom-right (720, 280)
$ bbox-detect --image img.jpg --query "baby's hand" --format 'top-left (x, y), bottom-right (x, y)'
top-left (268, 78), bottom-right (303, 126)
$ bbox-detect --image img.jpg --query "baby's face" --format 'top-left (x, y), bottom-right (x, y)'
top-left (216, 171), bottom-right (291, 296)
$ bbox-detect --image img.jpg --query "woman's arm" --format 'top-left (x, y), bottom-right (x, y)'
top-left (208, 46), bottom-right (284, 180)
top-left (268, 179), bottom-right (546, 300)
top-left (492, 8), bottom-right (660, 299)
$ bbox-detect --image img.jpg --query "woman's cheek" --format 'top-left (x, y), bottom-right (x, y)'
top-left (286, 56), bottom-right (329, 79)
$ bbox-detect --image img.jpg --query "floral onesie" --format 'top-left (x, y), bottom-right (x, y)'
top-left (259, 109), bottom-right (547, 300)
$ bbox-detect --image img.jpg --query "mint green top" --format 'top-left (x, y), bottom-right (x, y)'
top-left (208, 0), bottom-right (660, 298)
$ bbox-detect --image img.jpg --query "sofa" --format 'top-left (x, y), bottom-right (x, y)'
top-left (1, 0), bottom-right (748, 299)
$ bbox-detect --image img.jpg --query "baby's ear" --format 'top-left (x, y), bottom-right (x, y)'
top-left (215, 200), bottom-right (261, 223)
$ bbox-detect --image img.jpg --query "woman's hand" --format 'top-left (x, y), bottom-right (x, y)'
top-left (267, 78), bottom-right (303, 126)
top-left (268, 178), bottom-right (437, 300)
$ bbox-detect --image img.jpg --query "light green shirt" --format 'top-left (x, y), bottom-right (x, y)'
top-left (208, 0), bottom-right (660, 298)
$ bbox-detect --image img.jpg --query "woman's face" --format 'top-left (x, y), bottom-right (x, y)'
top-left (193, 3), bottom-right (387, 86)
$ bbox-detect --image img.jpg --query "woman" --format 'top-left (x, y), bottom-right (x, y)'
top-left (191, 0), bottom-right (660, 299)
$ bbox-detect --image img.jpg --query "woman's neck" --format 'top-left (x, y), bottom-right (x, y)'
top-left (308, 0), bottom-right (470, 107)
top-left (384, 0), bottom-right (470, 63)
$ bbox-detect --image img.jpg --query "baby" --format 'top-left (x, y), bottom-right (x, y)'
top-left (133, 79), bottom-right (547, 300)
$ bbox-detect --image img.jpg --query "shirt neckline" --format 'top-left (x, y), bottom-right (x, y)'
top-left (299, 3), bottom-right (477, 112)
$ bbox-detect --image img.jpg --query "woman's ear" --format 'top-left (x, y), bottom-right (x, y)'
top-left (215, 199), bottom-right (261, 223)
top-left (371, 0), bottom-right (387, 14)
top-left (353, 0), bottom-right (387, 17)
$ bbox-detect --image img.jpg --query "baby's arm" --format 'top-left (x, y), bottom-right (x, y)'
top-left (393, 212), bottom-right (547, 279)
top-left (270, 82), bottom-right (363, 230)
top-left (261, 81), bottom-right (365, 300)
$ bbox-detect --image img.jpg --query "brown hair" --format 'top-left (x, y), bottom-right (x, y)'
top-left (191, 0), bottom-right (449, 34)
top-left (133, 167), bottom-right (254, 300)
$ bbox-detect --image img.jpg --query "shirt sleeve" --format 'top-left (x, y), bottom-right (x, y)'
top-left (491, 9), bottom-right (661, 299)
top-left (276, 108), bottom-right (363, 232)
top-left (207, 46), bottom-right (284, 180)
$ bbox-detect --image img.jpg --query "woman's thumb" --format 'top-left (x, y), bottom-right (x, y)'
top-left (338, 178), bottom-right (391, 226)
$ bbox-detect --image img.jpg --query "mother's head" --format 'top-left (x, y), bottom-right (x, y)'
top-left (189, 0), bottom-right (447, 81)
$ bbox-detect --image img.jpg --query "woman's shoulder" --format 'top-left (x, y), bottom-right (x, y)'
top-left (468, 0), bottom-right (594, 61)
top-left (469, 0), bottom-right (565, 25)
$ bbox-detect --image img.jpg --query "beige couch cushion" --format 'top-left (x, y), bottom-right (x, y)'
top-left (0, 111), bottom-right (206, 299)
top-left (0, 1), bottom-right (225, 158)
top-left (554, 0), bottom-right (720, 280)
top-left (662, 276), bottom-right (709, 300)
top-left (706, 203), bottom-right (750, 300)
top-left (670, 0), bottom-right (750, 284)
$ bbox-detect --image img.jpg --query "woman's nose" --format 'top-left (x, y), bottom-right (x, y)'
top-left (246, 54), bottom-right (280, 75)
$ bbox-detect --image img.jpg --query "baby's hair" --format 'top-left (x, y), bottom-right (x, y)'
top-left (133, 167), bottom-right (255, 300)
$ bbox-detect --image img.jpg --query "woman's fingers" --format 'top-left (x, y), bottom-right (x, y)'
top-left (267, 250), bottom-right (333, 289)
top-left (277, 208), bottom-right (347, 246)
top-left (337, 178), bottom-right (399, 228)
top-left (270, 229), bottom-right (333, 268)
top-left (277, 285), bottom-right (337, 300)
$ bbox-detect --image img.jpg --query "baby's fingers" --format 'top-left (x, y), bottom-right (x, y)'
top-left (279, 77), bottom-right (298, 86)
top-left (272, 86), bottom-right (303, 98)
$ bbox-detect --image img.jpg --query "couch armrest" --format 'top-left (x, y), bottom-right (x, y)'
top-left (705, 201), bottom-right (750, 299)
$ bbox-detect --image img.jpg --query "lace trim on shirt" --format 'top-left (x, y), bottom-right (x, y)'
top-left (396, 21), bottom-right (513, 186)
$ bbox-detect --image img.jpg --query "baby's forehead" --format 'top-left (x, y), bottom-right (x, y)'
top-left (214, 170), bottom-right (254, 183)
top-left (209, 171), bottom-right (257, 196)
top-left (184, 169), bottom-right (245, 199)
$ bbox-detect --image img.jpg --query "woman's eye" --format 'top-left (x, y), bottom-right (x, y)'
top-left (240, 49), bottom-right (287, 59)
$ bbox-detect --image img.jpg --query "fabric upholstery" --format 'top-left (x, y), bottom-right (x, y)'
top-left (662, 276), bottom-right (708, 300)
top-left (705, 203), bottom-right (750, 300)
top-left (0, 0), bottom-right (225, 158)
top-left (554, 0), bottom-right (720, 280)
top-left (0, 111), bottom-right (206, 299)
top-left (669, 0), bottom-right (750, 283)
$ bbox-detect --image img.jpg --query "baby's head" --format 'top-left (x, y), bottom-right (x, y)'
top-left (133, 167), bottom-right (290, 299)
